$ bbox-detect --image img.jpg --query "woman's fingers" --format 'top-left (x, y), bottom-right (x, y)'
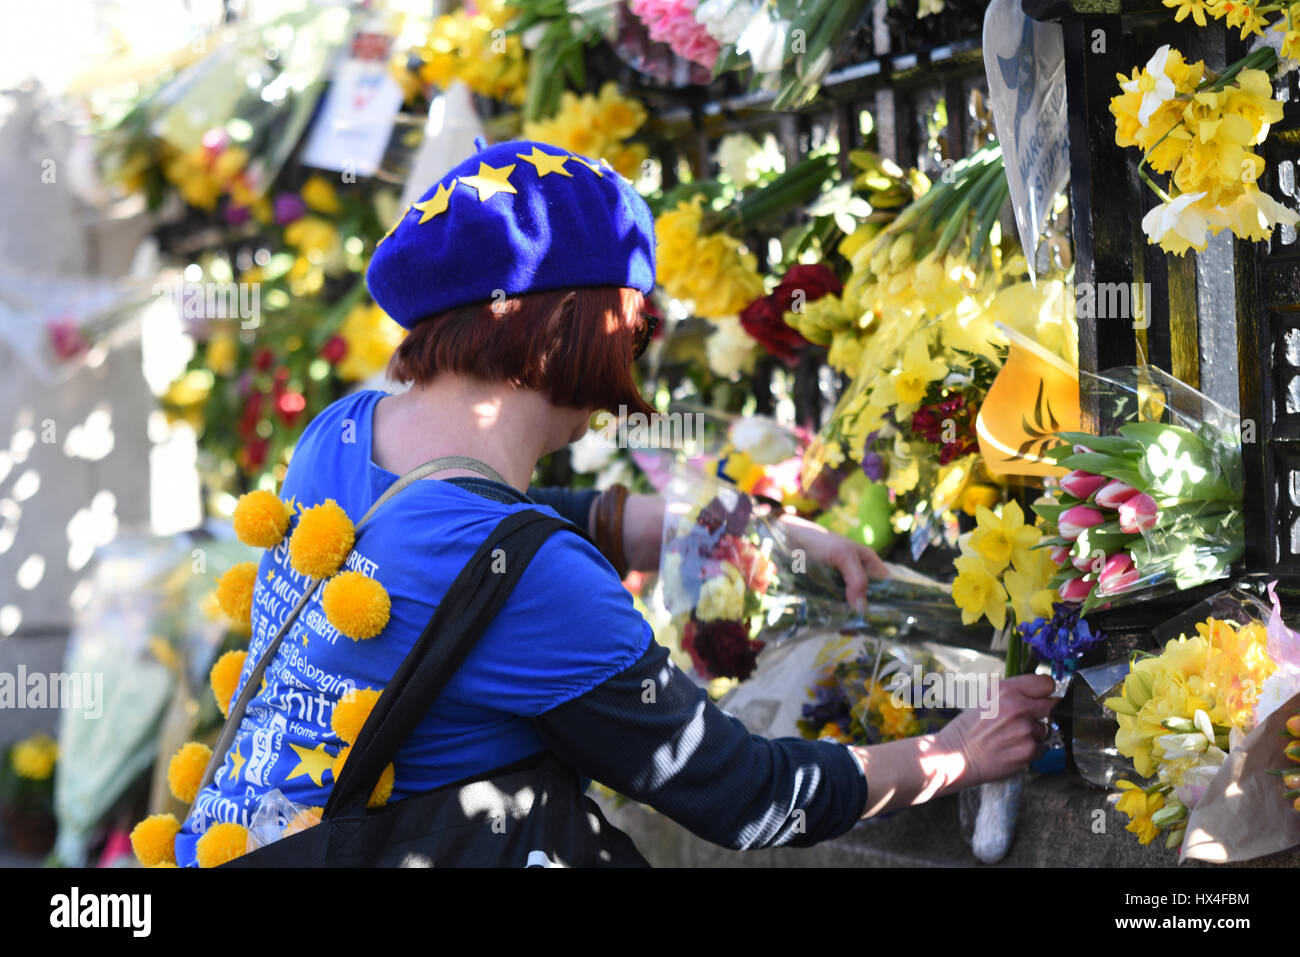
top-left (836, 546), bottom-right (869, 610)
top-left (858, 543), bottom-right (890, 580)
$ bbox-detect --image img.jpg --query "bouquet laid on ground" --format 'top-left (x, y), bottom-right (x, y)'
top-left (1103, 582), bottom-right (1300, 858)
top-left (798, 638), bottom-right (969, 746)
top-left (1034, 366), bottom-right (1244, 612)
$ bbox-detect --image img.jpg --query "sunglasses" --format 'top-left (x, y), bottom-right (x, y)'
top-left (633, 310), bottom-right (659, 360)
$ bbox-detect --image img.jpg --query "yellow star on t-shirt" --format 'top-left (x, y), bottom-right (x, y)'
top-left (286, 741), bottom-right (334, 788)
top-left (516, 147), bottom-right (572, 178)
top-left (413, 181), bottom-right (455, 223)
top-left (226, 741), bottom-right (246, 784)
top-left (460, 162), bottom-right (517, 200)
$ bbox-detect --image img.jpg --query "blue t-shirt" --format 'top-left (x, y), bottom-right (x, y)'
top-left (175, 390), bottom-right (652, 866)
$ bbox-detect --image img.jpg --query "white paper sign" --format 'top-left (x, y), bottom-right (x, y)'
top-left (983, 0), bottom-right (1070, 282)
top-left (301, 51), bottom-right (404, 178)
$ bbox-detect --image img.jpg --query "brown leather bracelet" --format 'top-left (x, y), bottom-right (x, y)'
top-left (593, 483), bottom-right (631, 579)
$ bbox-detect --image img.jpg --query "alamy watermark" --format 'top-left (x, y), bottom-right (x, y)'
top-left (0, 667), bottom-right (103, 719)
top-left (153, 280), bottom-right (261, 329)
top-left (886, 665), bottom-right (999, 718)
top-left (592, 405), bottom-right (707, 449)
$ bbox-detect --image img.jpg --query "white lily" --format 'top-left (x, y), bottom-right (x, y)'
top-left (1120, 43), bottom-right (1178, 126)
top-left (696, 0), bottom-right (762, 45)
top-left (1140, 191), bottom-right (1211, 253)
top-left (736, 13), bottom-right (790, 74)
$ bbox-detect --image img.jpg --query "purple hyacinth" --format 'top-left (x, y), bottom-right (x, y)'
top-left (273, 193), bottom-right (306, 225)
top-left (1017, 603), bottom-right (1106, 680)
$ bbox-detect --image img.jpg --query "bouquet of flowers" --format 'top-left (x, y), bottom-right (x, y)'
top-left (1103, 582), bottom-right (1300, 853)
top-left (1035, 365), bottom-right (1244, 611)
top-left (700, 0), bottom-right (873, 109)
top-left (659, 465), bottom-right (783, 681)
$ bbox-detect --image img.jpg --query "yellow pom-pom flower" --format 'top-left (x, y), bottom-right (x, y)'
top-left (195, 822), bottom-right (248, 868)
top-left (331, 687), bottom-right (382, 745)
top-left (130, 813), bottom-right (180, 867)
top-left (209, 649), bottom-right (248, 718)
top-left (322, 573), bottom-right (391, 640)
top-left (167, 741), bottom-right (212, 804)
top-left (232, 490), bottom-right (293, 548)
top-left (215, 562), bottom-right (258, 625)
top-left (288, 500), bottom-right (355, 579)
top-left (332, 746), bottom-right (395, 808)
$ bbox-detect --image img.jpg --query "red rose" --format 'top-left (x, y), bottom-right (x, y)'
top-left (739, 264), bottom-right (842, 365)
top-left (320, 335), bottom-right (348, 364)
top-left (771, 263), bottom-right (842, 313)
top-left (275, 391), bottom-right (307, 427)
top-left (739, 297), bottom-right (809, 365)
top-left (682, 619), bottom-right (763, 681)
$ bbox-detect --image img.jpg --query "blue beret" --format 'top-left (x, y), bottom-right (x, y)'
top-left (367, 138), bottom-right (657, 329)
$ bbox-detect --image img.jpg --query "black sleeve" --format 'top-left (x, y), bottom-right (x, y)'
top-left (531, 639), bottom-right (868, 851)
top-left (526, 486), bottom-right (600, 532)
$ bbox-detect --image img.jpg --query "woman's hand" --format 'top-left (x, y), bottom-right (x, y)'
top-left (774, 513), bottom-right (890, 612)
top-left (848, 673), bottom-right (1057, 818)
top-left (934, 673), bottom-right (1057, 787)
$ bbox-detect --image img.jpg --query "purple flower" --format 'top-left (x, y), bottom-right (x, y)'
top-left (273, 193), bottom-right (306, 225)
top-left (1018, 603), bottom-right (1106, 680)
top-left (859, 430), bottom-right (884, 480)
top-left (224, 204), bottom-right (251, 226)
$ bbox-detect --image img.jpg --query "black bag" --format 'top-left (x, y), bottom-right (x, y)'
top-left (222, 507), bottom-right (648, 867)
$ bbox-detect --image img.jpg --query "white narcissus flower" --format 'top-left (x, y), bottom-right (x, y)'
top-left (1120, 43), bottom-right (1178, 125)
top-left (729, 416), bottom-right (799, 464)
top-left (707, 316), bottom-right (760, 378)
top-left (715, 132), bottom-right (766, 188)
top-left (736, 13), bottom-right (790, 74)
top-left (1141, 191), bottom-right (1211, 254)
top-left (695, 0), bottom-right (759, 44)
top-left (1256, 667), bottom-right (1300, 723)
top-left (569, 428), bottom-right (617, 474)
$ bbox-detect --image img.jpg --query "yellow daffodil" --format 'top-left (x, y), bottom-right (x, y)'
top-left (337, 303), bottom-right (406, 382)
top-left (890, 337), bottom-right (949, 407)
top-left (952, 549), bottom-right (1009, 630)
top-left (10, 732), bottom-right (58, 781)
top-left (301, 175), bottom-right (341, 215)
top-left (970, 500), bottom-right (1041, 572)
top-left (1115, 779), bottom-right (1166, 845)
top-left (284, 216), bottom-right (340, 259)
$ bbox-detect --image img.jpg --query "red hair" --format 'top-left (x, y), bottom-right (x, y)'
top-left (386, 287), bottom-right (656, 417)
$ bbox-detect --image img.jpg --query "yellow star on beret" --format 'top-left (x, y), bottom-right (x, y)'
top-left (575, 157), bottom-right (605, 177)
top-left (413, 181), bottom-right (454, 223)
top-left (516, 147), bottom-right (572, 177)
top-left (376, 204), bottom-right (412, 247)
top-left (460, 162), bottom-right (517, 200)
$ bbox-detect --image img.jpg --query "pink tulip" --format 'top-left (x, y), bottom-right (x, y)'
top-left (1071, 548), bottom-right (1099, 572)
top-left (1059, 576), bottom-right (1096, 602)
top-left (1095, 479), bottom-right (1140, 509)
top-left (1059, 505), bottom-right (1105, 541)
top-left (1049, 545), bottom-right (1072, 566)
top-left (1098, 553), bottom-right (1141, 595)
top-left (1060, 470), bottom-right (1108, 500)
top-left (1117, 493), bottom-right (1158, 534)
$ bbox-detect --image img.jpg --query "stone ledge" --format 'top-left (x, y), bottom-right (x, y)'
top-left (595, 774), bottom-right (1300, 867)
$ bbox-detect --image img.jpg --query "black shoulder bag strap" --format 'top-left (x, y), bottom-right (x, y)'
top-left (325, 508), bottom-right (573, 817)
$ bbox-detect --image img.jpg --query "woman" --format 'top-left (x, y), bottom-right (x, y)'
top-left (175, 139), bottom-right (1054, 865)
